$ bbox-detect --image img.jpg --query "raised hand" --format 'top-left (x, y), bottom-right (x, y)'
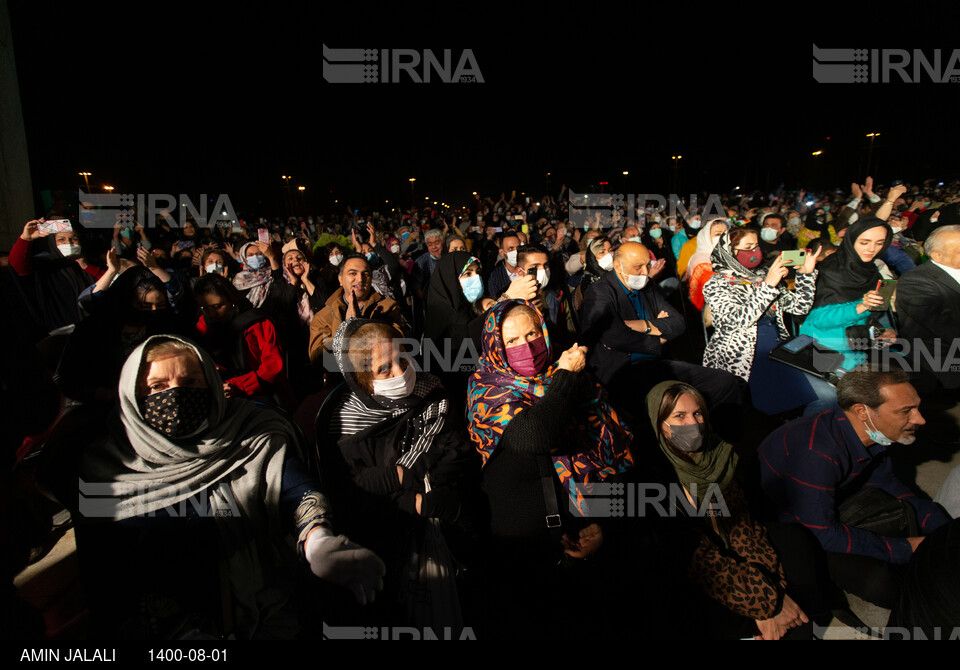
top-left (504, 274), bottom-right (538, 301)
top-left (798, 247), bottom-right (821, 274)
top-left (21, 219), bottom-right (45, 241)
top-left (765, 254), bottom-right (789, 286)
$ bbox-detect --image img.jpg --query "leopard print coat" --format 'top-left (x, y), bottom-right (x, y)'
top-left (688, 481), bottom-right (787, 621)
top-left (701, 270), bottom-right (817, 381)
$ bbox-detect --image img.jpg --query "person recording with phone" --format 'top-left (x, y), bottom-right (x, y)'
top-left (701, 226), bottom-right (835, 415)
top-left (11, 218), bottom-right (104, 333)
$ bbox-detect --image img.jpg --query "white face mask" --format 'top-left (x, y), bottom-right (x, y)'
top-left (624, 237), bottom-right (641, 244)
top-left (891, 226), bottom-right (903, 235)
top-left (619, 261), bottom-right (649, 290)
top-left (329, 253), bottom-right (343, 266)
top-left (688, 219), bottom-right (703, 229)
top-left (505, 250), bottom-right (518, 266)
top-left (371, 364), bottom-right (416, 400)
top-left (597, 253), bottom-right (614, 271)
top-left (390, 244), bottom-right (401, 254)
top-left (58, 243), bottom-right (82, 258)
top-left (536, 267), bottom-right (550, 288)
top-left (205, 263), bottom-right (224, 275)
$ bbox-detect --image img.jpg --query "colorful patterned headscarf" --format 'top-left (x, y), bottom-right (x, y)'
top-left (467, 299), bottom-right (634, 511)
top-left (232, 242), bottom-right (274, 308)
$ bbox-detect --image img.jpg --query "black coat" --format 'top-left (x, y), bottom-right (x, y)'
top-left (579, 271), bottom-right (686, 387)
top-left (895, 261), bottom-right (960, 388)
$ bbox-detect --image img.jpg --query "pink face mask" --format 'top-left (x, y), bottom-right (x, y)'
top-left (505, 335), bottom-right (549, 377)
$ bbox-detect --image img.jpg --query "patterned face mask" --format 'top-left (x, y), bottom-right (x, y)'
top-left (138, 387), bottom-right (211, 438)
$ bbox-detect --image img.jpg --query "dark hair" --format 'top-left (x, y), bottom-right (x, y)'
top-left (193, 273), bottom-right (247, 310)
top-left (762, 213), bottom-right (785, 228)
top-left (337, 253), bottom-right (370, 276)
top-left (516, 243), bottom-right (549, 267)
top-left (729, 224), bottom-right (761, 248)
top-left (497, 229), bottom-right (521, 247)
top-left (200, 247), bottom-right (226, 267)
top-left (836, 367), bottom-right (911, 410)
top-left (445, 234), bottom-right (465, 251)
top-left (808, 237), bottom-right (837, 255)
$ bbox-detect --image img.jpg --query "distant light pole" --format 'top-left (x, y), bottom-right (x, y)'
top-left (409, 178), bottom-right (416, 207)
top-left (79, 172), bottom-right (92, 193)
top-left (866, 133), bottom-right (881, 176)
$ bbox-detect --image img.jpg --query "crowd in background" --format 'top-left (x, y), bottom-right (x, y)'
top-left (2, 176), bottom-right (960, 640)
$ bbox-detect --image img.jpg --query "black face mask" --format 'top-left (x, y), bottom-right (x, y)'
top-left (138, 386), bottom-right (212, 438)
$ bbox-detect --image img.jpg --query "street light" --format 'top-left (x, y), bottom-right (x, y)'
top-left (409, 178), bottom-right (416, 206)
top-left (866, 133), bottom-right (881, 175)
top-left (812, 150), bottom-right (823, 156)
top-left (103, 185), bottom-right (114, 191)
top-left (79, 172), bottom-right (92, 193)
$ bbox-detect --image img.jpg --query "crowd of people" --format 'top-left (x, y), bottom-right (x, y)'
top-left (2, 177), bottom-right (960, 640)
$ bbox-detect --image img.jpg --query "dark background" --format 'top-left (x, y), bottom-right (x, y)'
top-left (10, 1), bottom-right (960, 217)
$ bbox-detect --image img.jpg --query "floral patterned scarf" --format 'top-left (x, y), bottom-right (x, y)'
top-left (467, 299), bottom-right (634, 512)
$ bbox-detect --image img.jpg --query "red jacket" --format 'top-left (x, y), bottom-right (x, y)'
top-left (196, 314), bottom-right (295, 409)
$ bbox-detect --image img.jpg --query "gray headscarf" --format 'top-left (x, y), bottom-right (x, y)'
top-left (80, 334), bottom-right (302, 638)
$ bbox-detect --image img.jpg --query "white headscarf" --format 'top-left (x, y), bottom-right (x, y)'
top-left (685, 219), bottom-right (730, 279)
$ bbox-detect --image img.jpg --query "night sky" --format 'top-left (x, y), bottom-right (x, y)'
top-left (9, 2), bottom-right (960, 218)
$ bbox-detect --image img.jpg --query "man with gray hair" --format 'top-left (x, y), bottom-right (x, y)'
top-left (758, 366), bottom-right (950, 608)
top-left (895, 224), bottom-right (960, 393)
top-left (412, 227), bottom-right (444, 294)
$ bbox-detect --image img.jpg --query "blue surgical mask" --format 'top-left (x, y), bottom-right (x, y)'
top-left (649, 228), bottom-right (662, 239)
top-left (823, 205), bottom-right (831, 212)
top-left (247, 253), bottom-right (267, 270)
top-left (366, 252), bottom-right (377, 262)
top-left (460, 274), bottom-right (483, 302)
top-left (864, 407), bottom-right (893, 446)
top-left (401, 232), bottom-right (410, 241)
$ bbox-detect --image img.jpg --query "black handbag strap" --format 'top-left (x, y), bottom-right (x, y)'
top-left (537, 455), bottom-right (564, 545)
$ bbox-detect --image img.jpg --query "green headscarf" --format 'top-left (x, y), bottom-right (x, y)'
top-left (644, 380), bottom-right (738, 507)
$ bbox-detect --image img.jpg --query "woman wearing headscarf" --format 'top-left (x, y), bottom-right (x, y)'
top-left (797, 207), bottom-right (841, 250)
top-left (423, 252), bottom-right (495, 412)
top-left (685, 218), bottom-right (730, 311)
top-left (193, 274), bottom-right (296, 410)
top-left (645, 381), bottom-right (820, 640)
top-left (10, 218), bottom-right (103, 333)
top-left (55, 265), bottom-right (188, 407)
top-left (701, 226), bottom-right (835, 415)
top-left (572, 234), bottom-right (613, 312)
top-left (324, 319), bottom-right (480, 628)
top-left (799, 216), bottom-right (895, 372)
top-left (278, 240), bottom-right (329, 399)
top-left (74, 335), bottom-right (384, 638)
top-left (466, 300), bottom-right (638, 638)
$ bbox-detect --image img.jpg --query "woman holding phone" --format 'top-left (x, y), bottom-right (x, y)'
top-left (799, 213), bottom-right (899, 373)
top-left (701, 226), bottom-right (834, 415)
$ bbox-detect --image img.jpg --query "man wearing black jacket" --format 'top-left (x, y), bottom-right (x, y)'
top-left (580, 242), bottom-right (746, 426)
top-left (895, 224), bottom-right (960, 393)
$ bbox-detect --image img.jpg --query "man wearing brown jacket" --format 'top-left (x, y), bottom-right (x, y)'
top-left (308, 254), bottom-right (408, 366)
